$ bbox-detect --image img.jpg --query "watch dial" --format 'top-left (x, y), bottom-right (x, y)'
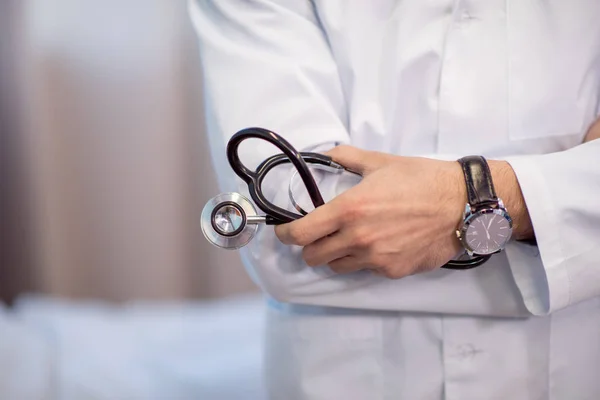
top-left (465, 212), bottom-right (512, 255)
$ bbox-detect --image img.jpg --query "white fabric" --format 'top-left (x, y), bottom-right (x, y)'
top-left (505, 142), bottom-right (600, 316)
top-left (0, 304), bottom-right (55, 399)
top-left (190, 0), bottom-right (600, 399)
top-left (0, 295), bottom-right (266, 400)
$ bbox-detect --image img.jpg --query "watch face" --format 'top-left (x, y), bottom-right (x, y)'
top-left (463, 209), bottom-right (512, 255)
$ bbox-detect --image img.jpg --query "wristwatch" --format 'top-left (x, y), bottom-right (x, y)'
top-left (456, 156), bottom-right (513, 257)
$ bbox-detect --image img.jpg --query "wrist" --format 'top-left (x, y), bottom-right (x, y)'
top-left (453, 156), bottom-right (513, 258)
top-left (446, 160), bottom-right (469, 232)
top-left (488, 160), bottom-right (534, 241)
top-left (443, 161), bottom-right (470, 259)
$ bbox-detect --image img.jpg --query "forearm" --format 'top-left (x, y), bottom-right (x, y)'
top-left (189, 0), bottom-right (350, 179)
top-left (254, 165), bottom-right (530, 317)
top-left (245, 144), bottom-right (529, 316)
top-left (193, 0), bottom-right (600, 316)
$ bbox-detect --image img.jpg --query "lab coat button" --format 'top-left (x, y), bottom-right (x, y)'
top-left (453, 343), bottom-right (484, 360)
top-left (460, 10), bottom-right (477, 22)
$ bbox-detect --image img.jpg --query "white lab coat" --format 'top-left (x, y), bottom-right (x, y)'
top-left (189, 1), bottom-right (600, 399)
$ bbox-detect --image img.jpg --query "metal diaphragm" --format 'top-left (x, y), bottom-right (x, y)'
top-left (201, 193), bottom-right (259, 249)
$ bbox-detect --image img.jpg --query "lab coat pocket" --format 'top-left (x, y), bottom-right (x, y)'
top-left (507, 1), bottom-right (600, 141)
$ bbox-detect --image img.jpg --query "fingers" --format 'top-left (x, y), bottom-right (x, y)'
top-left (324, 145), bottom-right (381, 175)
top-left (302, 232), bottom-right (351, 267)
top-left (584, 117), bottom-right (600, 143)
top-left (327, 255), bottom-right (379, 274)
top-left (276, 144), bottom-right (391, 247)
top-left (275, 202), bottom-right (343, 246)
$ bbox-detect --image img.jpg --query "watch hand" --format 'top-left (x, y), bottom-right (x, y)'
top-left (481, 219), bottom-right (491, 240)
top-left (487, 215), bottom-right (495, 231)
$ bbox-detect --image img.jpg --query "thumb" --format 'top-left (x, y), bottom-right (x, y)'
top-left (324, 145), bottom-right (381, 175)
top-left (584, 116), bottom-right (600, 143)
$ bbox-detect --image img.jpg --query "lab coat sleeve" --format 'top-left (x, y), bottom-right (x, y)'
top-left (189, 0), bottom-right (534, 317)
top-left (503, 139), bottom-right (600, 316)
top-left (188, 0), bottom-right (350, 190)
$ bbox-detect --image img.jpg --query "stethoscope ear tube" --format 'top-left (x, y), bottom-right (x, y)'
top-left (226, 127), bottom-right (327, 224)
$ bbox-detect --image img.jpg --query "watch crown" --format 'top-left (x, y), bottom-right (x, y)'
top-left (455, 230), bottom-right (461, 239)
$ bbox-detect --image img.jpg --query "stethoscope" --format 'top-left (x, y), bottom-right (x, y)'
top-left (201, 127), bottom-right (489, 270)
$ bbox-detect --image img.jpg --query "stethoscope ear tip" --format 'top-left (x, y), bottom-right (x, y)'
top-left (201, 193), bottom-right (259, 249)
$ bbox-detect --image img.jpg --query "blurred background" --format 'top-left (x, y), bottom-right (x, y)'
top-left (0, 0), bottom-right (258, 303)
top-left (1, 1), bottom-right (265, 398)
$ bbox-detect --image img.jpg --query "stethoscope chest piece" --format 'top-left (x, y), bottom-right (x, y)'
top-left (201, 192), bottom-right (259, 249)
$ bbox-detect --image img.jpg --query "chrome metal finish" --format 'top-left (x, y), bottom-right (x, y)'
top-left (201, 193), bottom-right (259, 249)
top-left (247, 215), bottom-right (267, 224)
top-left (213, 203), bottom-right (245, 235)
top-left (289, 181), bottom-right (308, 216)
top-left (464, 203), bottom-right (472, 216)
top-left (457, 198), bottom-right (513, 255)
top-left (328, 161), bottom-right (345, 170)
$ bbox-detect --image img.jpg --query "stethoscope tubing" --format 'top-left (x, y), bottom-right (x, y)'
top-left (227, 127), bottom-right (333, 224)
top-left (220, 127), bottom-right (491, 270)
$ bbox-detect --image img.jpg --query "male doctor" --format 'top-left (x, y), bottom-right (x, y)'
top-left (190, 1), bottom-right (600, 399)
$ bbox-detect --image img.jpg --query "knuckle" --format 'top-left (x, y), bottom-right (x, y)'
top-left (350, 227), bottom-right (378, 250)
top-left (350, 231), bottom-right (372, 249)
top-left (382, 261), bottom-right (411, 279)
top-left (328, 258), bottom-right (359, 274)
top-left (368, 254), bottom-right (388, 270)
top-left (341, 197), bottom-right (367, 224)
top-left (304, 258), bottom-right (319, 267)
top-left (328, 261), bottom-right (345, 273)
top-left (346, 207), bottom-right (362, 222)
top-left (302, 247), bottom-right (319, 267)
top-left (328, 264), bottom-right (342, 273)
top-left (380, 267), bottom-right (401, 279)
top-left (273, 226), bottom-right (286, 243)
top-left (288, 225), bottom-right (309, 246)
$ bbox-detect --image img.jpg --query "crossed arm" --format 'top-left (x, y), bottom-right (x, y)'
top-left (274, 146), bottom-right (534, 278)
top-left (191, 0), bottom-right (600, 317)
top-left (275, 120), bottom-right (599, 277)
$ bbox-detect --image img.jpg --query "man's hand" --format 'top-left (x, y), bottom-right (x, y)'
top-left (274, 116), bottom-right (598, 279)
top-left (275, 145), bottom-right (535, 279)
top-left (275, 146), bottom-right (468, 278)
top-left (584, 117), bottom-right (600, 142)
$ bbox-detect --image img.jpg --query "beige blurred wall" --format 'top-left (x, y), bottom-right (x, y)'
top-left (1, 0), bottom-right (258, 301)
